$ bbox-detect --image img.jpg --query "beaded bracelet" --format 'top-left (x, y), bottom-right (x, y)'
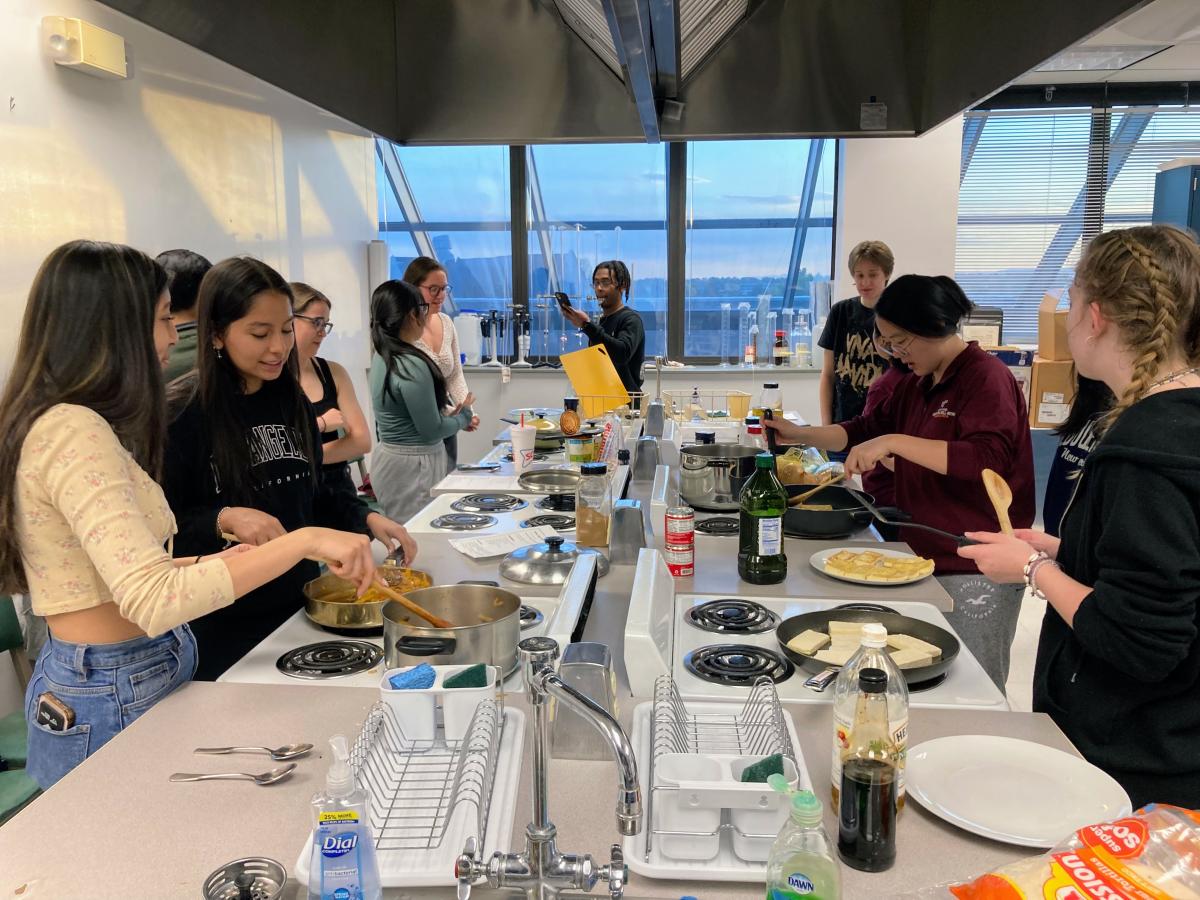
top-left (215, 506), bottom-right (230, 540)
top-left (1023, 551), bottom-right (1059, 600)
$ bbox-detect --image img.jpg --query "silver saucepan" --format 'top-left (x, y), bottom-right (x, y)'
top-left (678, 442), bottom-right (761, 511)
top-left (383, 584), bottom-right (522, 674)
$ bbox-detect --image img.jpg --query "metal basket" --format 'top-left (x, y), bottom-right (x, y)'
top-left (662, 389), bottom-right (751, 424)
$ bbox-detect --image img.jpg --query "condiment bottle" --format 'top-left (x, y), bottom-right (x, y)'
top-left (764, 778), bottom-right (841, 900)
top-left (836, 668), bottom-right (898, 873)
top-left (760, 382), bottom-right (783, 414)
top-left (830, 624), bottom-right (909, 812)
top-left (741, 416), bottom-right (760, 448)
top-left (737, 452), bottom-right (787, 585)
top-left (773, 330), bottom-right (789, 366)
top-left (575, 461), bottom-right (612, 547)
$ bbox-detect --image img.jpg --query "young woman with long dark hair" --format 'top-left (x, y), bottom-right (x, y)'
top-left (164, 258), bottom-right (416, 680)
top-left (369, 279), bottom-right (475, 523)
top-left (0, 241), bottom-right (376, 787)
top-left (765, 274), bottom-right (1036, 691)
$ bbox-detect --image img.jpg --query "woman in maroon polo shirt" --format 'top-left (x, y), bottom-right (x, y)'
top-left (766, 274), bottom-right (1036, 691)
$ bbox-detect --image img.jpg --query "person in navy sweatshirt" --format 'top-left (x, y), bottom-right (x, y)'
top-left (764, 274), bottom-right (1036, 691)
top-left (962, 224), bottom-right (1200, 808)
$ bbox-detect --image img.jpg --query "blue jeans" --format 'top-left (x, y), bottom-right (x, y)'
top-left (23, 626), bottom-right (197, 789)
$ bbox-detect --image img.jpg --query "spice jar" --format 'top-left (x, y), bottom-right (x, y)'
top-left (575, 462), bottom-right (612, 547)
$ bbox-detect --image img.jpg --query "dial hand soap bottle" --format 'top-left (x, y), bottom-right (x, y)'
top-left (308, 735), bottom-right (382, 900)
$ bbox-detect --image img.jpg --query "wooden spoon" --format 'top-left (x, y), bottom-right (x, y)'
top-left (981, 468), bottom-right (1014, 535)
top-left (787, 473), bottom-right (847, 507)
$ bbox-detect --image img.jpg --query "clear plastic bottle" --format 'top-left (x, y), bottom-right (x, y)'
top-left (836, 669), bottom-right (899, 873)
top-left (830, 624), bottom-right (908, 811)
top-left (760, 382), bottom-right (783, 415)
top-left (791, 313), bottom-right (812, 368)
top-left (741, 416), bottom-right (761, 447)
top-left (764, 782), bottom-right (841, 900)
top-left (745, 423), bottom-right (765, 451)
top-left (308, 736), bottom-right (382, 900)
top-left (575, 461), bottom-right (612, 547)
top-left (690, 386), bottom-right (704, 422)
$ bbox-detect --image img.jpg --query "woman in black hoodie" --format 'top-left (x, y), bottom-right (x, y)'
top-left (963, 224), bottom-right (1200, 807)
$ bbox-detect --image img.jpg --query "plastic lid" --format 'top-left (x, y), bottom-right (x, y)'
top-left (859, 667), bottom-right (888, 693)
top-left (763, 382), bottom-right (780, 389)
top-left (747, 425), bottom-right (762, 435)
top-left (744, 416), bottom-right (760, 425)
top-left (767, 775), bottom-right (824, 827)
top-left (860, 622), bottom-right (888, 648)
top-left (580, 462), bottom-right (607, 476)
top-left (617, 449), bottom-right (631, 463)
top-left (755, 452), bottom-right (775, 468)
top-left (775, 330), bottom-right (786, 337)
top-left (325, 735), bottom-right (354, 797)
top-left (696, 431), bottom-right (716, 444)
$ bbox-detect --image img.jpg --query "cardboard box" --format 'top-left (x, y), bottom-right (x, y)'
top-left (1038, 292), bottom-right (1071, 360)
top-left (1029, 357), bottom-right (1076, 428)
top-left (987, 346), bottom-right (1033, 408)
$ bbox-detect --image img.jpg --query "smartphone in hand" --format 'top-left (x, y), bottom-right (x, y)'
top-left (554, 292), bottom-right (572, 311)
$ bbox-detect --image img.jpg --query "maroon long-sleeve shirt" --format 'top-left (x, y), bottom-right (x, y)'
top-left (840, 342), bottom-right (1036, 573)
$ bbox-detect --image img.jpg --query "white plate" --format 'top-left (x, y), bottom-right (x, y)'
top-left (808, 546), bottom-right (933, 586)
top-left (906, 735), bottom-right (1132, 848)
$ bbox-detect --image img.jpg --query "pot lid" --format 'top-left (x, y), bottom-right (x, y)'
top-left (499, 535), bottom-right (610, 585)
top-left (518, 468), bottom-right (583, 493)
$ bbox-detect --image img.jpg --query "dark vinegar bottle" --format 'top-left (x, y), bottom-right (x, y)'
top-left (837, 668), bottom-right (898, 873)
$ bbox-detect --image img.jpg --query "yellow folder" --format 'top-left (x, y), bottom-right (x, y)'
top-left (560, 344), bottom-right (630, 418)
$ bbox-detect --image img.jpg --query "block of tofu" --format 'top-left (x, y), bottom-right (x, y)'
top-left (786, 630), bottom-right (830, 656)
top-left (827, 620), bottom-right (871, 641)
top-left (889, 647), bottom-right (933, 669)
top-left (814, 645), bottom-right (856, 666)
top-left (886, 633), bottom-right (942, 659)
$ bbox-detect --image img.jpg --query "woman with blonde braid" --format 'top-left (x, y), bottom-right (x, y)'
top-left (963, 225), bottom-right (1200, 807)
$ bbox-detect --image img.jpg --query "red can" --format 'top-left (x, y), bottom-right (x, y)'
top-left (665, 506), bottom-right (695, 576)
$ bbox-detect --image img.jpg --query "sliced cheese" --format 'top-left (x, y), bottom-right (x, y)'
top-left (889, 647), bottom-right (933, 669)
top-left (814, 646), bottom-right (856, 666)
top-left (786, 629), bottom-right (830, 656)
top-left (886, 633), bottom-right (942, 659)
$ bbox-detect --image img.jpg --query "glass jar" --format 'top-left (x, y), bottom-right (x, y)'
top-left (759, 382), bottom-right (783, 415)
top-left (575, 462), bottom-right (612, 547)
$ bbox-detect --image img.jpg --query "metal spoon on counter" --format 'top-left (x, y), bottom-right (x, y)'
top-left (194, 742), bottom-right (314, 761)
top-left (169, 763), bottom-right (298, 785)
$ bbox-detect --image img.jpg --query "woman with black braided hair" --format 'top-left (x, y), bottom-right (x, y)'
top-left (963, 224), bottom-right (1200, 807)
top-left (561, 260), bottom-right (645, 398)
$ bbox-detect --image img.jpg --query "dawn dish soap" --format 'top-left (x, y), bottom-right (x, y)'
top-left (308, 735), bottom-right (382, 900)
top-left (764, 776), bottom-right (841, 900)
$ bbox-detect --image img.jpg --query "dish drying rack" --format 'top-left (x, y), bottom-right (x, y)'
top-left (294, 697), bottom-right (526, 887)
top-left (576, 391), bottom-right (645, 421)
top-left (662, 389), bottom-right (751, 423)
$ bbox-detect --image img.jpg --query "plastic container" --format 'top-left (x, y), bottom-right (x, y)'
top-left (308, 736), bottom-right (382, 900)
top-left (653, 754), bottom-right (723, 860)
top-left (728, 757), bottom-right (802, 862)
top-left (565, 437), bottom-right (594, 463)
top-left (759, 382), bottom-right (783, 414)
top-left (575, 462), bottom-right (612, 547)
top-left (454, 312), bottom-right (483, 366)
top-left (379, 664), bottom-right (499, 742)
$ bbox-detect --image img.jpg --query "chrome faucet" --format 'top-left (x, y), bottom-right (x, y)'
top-left (455, 637), bottom-right (643, 900)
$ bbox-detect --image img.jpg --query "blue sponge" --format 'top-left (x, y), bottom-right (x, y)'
top-left (388, 663), bottom-right (436, 690)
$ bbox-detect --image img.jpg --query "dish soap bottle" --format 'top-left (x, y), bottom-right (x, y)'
top-left (738, 452), bottom-right (788, 584)
top-left (764, 776), bottom-right (841, 900)
top-left (308, 735), bottom-right (382, 900)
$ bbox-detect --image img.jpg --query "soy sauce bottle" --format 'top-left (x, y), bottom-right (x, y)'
top-left (836, 668), bottom-right (897, 873)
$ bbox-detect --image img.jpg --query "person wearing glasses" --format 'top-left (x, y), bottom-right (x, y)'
top-left (561, 259), bottom-right (645, 399)
top-left (404, 257), bottom-right (479, 467)
top-left (764, 274), bottom-right (1036, 691)
top-left (369, 280), bottom-right (476, 523)
top-left (290, 282), bottom-right (372, 494)
top-left (163, 259), bottom-right (417, 679)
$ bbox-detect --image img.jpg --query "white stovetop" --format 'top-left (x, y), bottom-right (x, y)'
top-left (219, 556), bottom-right (597, 690)
top-left (430, 464), bottom-right (631, 498)
top-left (404, 491), bottom-right (577, 537)
top-left (624, 549), bottom-right (1007, 711)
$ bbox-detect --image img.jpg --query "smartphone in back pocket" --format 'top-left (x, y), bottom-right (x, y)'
top-left (35, 692), bottom-right (75, 732)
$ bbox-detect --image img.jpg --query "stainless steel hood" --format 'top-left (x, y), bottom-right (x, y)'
top-left (101, 0), bottom-right (1150, 143)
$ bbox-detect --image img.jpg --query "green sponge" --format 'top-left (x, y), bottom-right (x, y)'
top-left (741, 754), bottom-right (785, 783)
top-left (443, 664), bottom-right (488, 689)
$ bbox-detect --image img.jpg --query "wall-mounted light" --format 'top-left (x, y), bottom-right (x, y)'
top-left (41, 16), bottom-right (129, 80)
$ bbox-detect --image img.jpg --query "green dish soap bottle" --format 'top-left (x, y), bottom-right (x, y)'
top-left (764, 775), bottom-right (841, 900)
top-left (738, 451), bottom-right (788, 584)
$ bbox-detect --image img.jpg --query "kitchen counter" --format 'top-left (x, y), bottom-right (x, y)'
top-left (0, 681), bottom-right (1074, 898)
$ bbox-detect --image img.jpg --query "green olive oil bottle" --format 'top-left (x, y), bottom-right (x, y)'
top-left (738, 452), bottom-right (788, 585)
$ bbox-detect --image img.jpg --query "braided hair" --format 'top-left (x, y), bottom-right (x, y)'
top-left (1074, 225), bottom-right (1200, 433)
top-left (593, 260), bottom-right (632, 301)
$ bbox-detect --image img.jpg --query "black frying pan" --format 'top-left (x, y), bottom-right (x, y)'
top-left (784, 485), bottom-right (978, 547)
top-left (776, 603), bottom-right (960, 686)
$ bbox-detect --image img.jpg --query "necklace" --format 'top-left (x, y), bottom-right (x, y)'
top-left (1147, 365), bottom-right (1200, 391)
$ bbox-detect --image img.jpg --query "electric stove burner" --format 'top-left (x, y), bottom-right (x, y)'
top-left (695, 517), bottom-right (739, 537)
top-left (685, 599), bottom-right (780, 634)
top-left (521, 514), bottom-right (575, 531)
top-left (684, 644), bottom-right (794, 686)
top-left (505, 452), bottom-right (549, 463)
top-left (906, 672), bottom-right (947, 693)
top-left (536, 493), bottom-right (576, 512)
top-left (276, 641), bottom-right (383, 679)
top-left (430, 513), bottom-right (497, 531)
top-left (519, 605), bottom-right (544, 630)
top-left (451, 493), bottom-right (528, 513)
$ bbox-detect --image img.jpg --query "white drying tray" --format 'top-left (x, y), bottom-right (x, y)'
top-left (294, 707), bottom-right (525, 889)
top-left (622, 699), bottom-right (810, 882)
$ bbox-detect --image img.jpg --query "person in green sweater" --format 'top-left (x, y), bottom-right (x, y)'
top-left (370, 280), bottom-right (475, 522)
top-left (157, 248), bottom-right (212, 383)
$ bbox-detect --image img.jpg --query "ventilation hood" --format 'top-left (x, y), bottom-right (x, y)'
top-left (100, 0), bottom-right (1149, 143)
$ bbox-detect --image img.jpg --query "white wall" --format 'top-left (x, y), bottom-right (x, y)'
top-left (833, 116), bottom-right (964, 299)
top-left (0, 0), bottom-right (378, 713)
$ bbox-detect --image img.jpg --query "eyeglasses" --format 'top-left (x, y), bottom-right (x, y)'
top-left (874, 327), bottom-right (917, 356)
top-left (592, 278), bottom-right (615, 288)
top-left (294, 314), bottom-right (334, 336)
top-left (420, 283), bottom-right (453, 298)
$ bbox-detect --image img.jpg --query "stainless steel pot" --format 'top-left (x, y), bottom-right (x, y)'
top-left (678, 442), bottom-right (762, 511)
top-left (383, 584), bottom-right (522, 674)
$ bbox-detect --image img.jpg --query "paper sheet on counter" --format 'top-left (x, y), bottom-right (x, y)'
top-left (435, 473), bottom-right (525, 493)
top-left (449, 525), bottom-right (560, 560)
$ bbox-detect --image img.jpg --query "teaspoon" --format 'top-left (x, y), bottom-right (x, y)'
top-left (169, 763), bottom-right (297, 785)
top-left (194, 742), bottom-right (314, 761)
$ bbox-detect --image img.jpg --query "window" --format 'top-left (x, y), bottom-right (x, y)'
top-left (684, 140), bottom-right (835, 361)
top-left (526, 144), bottom-right (668, 361)
top-left (956, 102), bottom-right (1200, 342)
top-left (376, 143), bottom-right (512, 316)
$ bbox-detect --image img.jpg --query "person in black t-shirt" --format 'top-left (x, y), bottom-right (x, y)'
top-left (818, 240), bottom-right (893, 424)
top-left (562, 260), bottom-right (645, 399)
top-left (1042, 376), bottom-right (1113, 537)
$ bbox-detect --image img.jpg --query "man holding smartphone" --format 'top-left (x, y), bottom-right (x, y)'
top-left (561, 259), bottom-right (645, 401)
